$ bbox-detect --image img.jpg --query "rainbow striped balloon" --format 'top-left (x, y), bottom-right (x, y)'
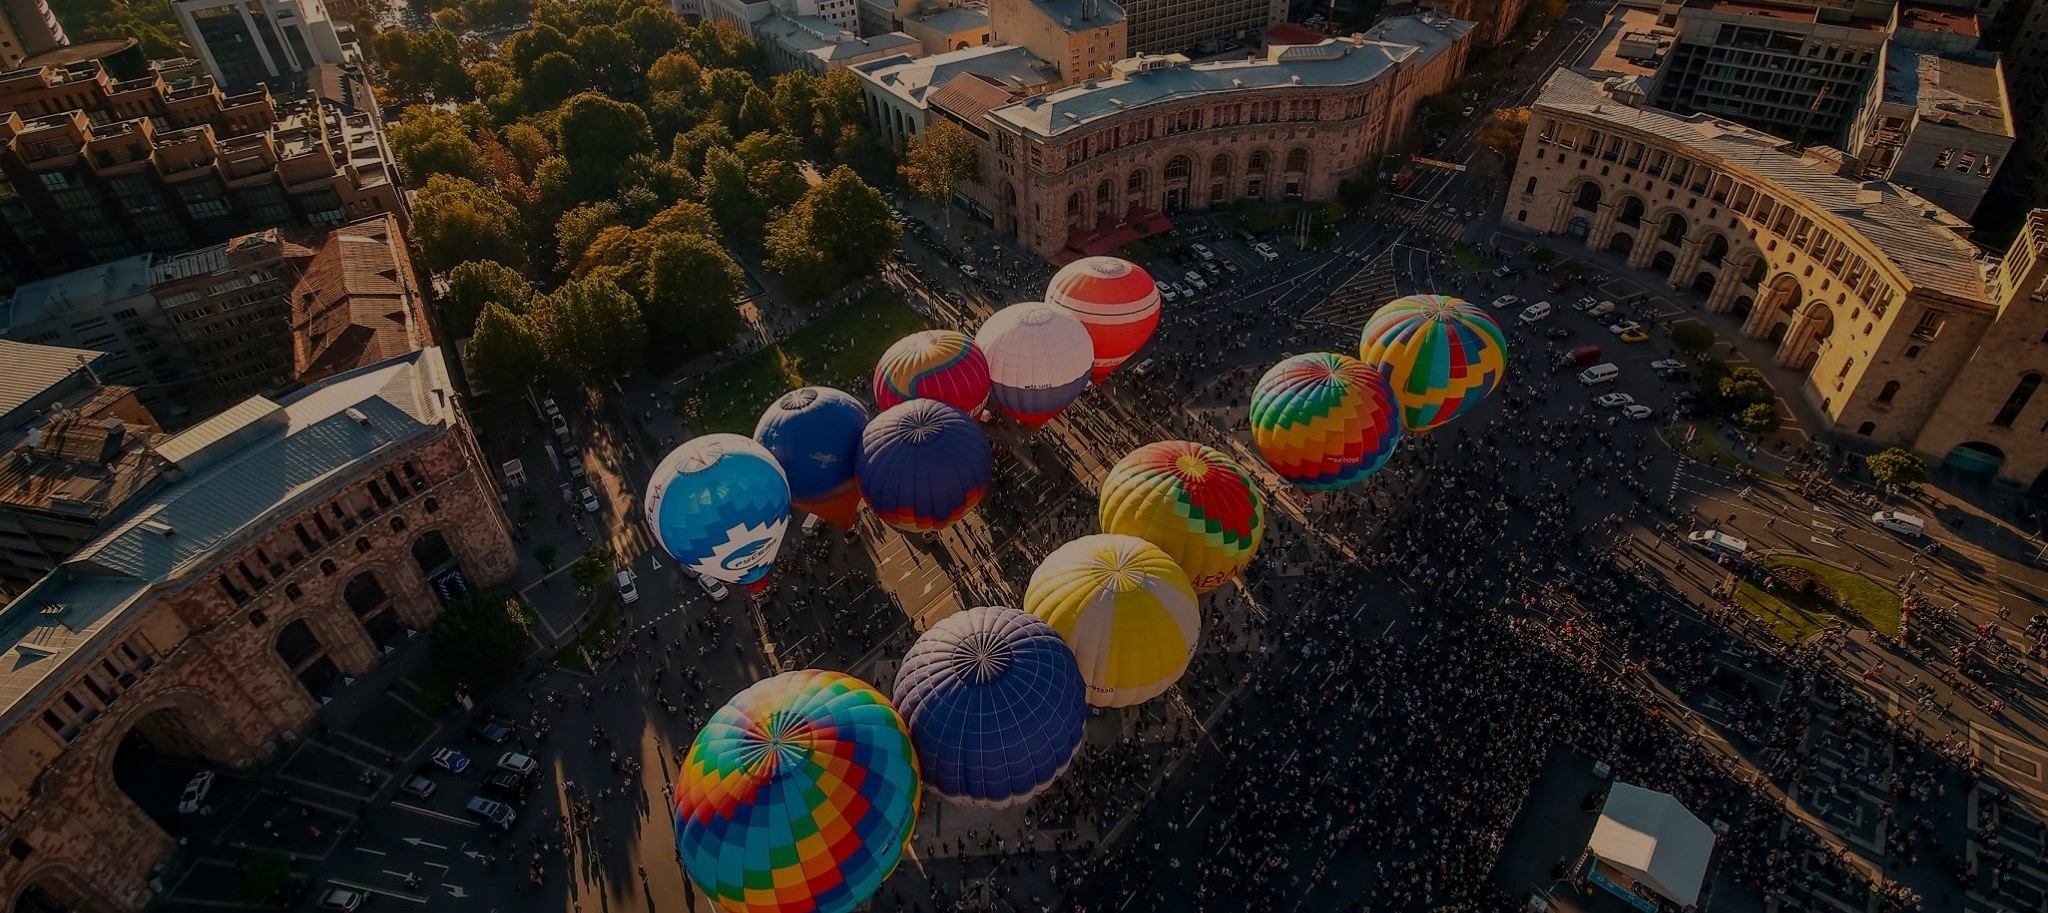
top-left (1357, 295), bottom-right (1507, 434)
top-left (1249, 352), bottom-right (1402, 490)
top-left (872, 330), bottom-right (990, 414)
top-left (1097, 441), bottom-right (1264, 594)
top-left (676, 670), bottom-right (921, 913)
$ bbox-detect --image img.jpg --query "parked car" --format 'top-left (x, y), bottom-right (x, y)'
top-left (1489, 295), bottom-right (1521, 310)
top-left (1543, 326), bottom-right (1572, 339)
top-left (430, 748), bottom-right (471, 774)
top-left (1220, 259), bottom-right (1242, 275)
top-left (1253, 242), bottom-right (1280, 262)
top-left (498, 752), bottom-right (540, 778)
top-left (1608, 320), bottom-right (1643, 336)
top-left (549, 414), bottom-right (571, 442)
top-left (465, 796), bottom-right (517, 830)
top-left (1199, 261), bottom-right (1223, 278)
top-left (1619, 328), bottom-right (1650, 343)
top-left (1650, 358), bottom-right (1686, 373)
top-left (1621, 404), bottom-right (1654, 420)
top-left (1586, 300), bottom-right (1618, 318)
top-left (1593, 393), bottom-right (1636, 408)
top-left (1548, 280), bottom-right (1574, 294)
top-left (579, 487), bottom-right (600, 513)
top-left (178, 771), bottom-right (215, 814)
top-left (481, 769), bottom-right (528, 801)
top-left (1190, 242), bottom-right (1216, 261)
top-left (567, 458), bottom-right (586, 481)
top-left (616, 570), bottom-right (639, 605)
top-left (958, 264), bottom-right (979, 279)
top-left (1572, 296), bottom-right (1597, 311)
top-left (541, 398), bottom-right (560, 420)
top-left (401, 773), bottom-right (438, 799)
top-left (1183, 271), bottom-right (1207, 291)
top-left (318, 887), bottom-right (367, 911)
top-left (467, 718), bottom-right (514, 744)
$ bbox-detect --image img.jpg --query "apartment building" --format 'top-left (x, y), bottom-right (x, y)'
top-left (172, 0), bottom-right (349, 93)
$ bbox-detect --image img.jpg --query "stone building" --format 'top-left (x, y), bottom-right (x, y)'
top-left (948, 15), bottom-right (1473, 258)
top-left (0, 347), bottom-right (516, 913)
top-left (988, 0), bottom-right (1126, 85)
top-left (1418, 0), bottom-right (1532, 47)
top-left (1507, 68), bottom-right (2048, 490)
top-left (1119, 0), bottom-right (1282, 54)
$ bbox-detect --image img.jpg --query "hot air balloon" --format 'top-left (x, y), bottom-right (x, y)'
top-left (676, 670), bottom-right (920, 913)
top-left (893, 607), bottom-right (1086, 805)
top-left (872, 329), bottom-right (991, 414)
top-left (1248, 352), bottom-right (1403, 490)
top-left (857, 400), bottom-right (991, 532)
top-left (1023, 535), bottom-right (1201, 708)
top-left (755, 387), bottom-right (869, 527)
top-left (1098, 441), bottom-right (1263, 594)
top-left (974, 302), bottom-right (1093, 428)
top-left (1044, 256), bottom-right (1161, 382)
top-left (646, 434), bottom-right (791, 587)
top-left (1357, 294), bottom-right (1508, 434)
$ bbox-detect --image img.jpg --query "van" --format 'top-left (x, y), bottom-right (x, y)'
top-left (1871, 511), bottom-right (1926, 538)
top-left (615, 570), bottom-right (638, 604)
top-left (1686, 530), bottom-right (1749, 559)
top-left (1560, 344), bottom-right (1602, 369)
top-left (1517, 301), bottom-right (1553, 325)
top-left (1576, 363), bottom-right (1620, 385)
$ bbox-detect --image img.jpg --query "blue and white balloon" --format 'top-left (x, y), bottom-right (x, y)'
top-left (645, 434), bottom-right (791, 586)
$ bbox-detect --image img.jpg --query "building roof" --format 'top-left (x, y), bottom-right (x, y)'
top-left (1588, 782), bottom-right (1716, 907)
top-left (1897, 2), bottom-right (1978, 39)
top-left (292, 214), bottom-right (431, 384)
top-left (1536, 68), bottom-right (1989, 300)
top-left (760, 10), bottom-right (921, 62)
top-left (1881, 46), bottom-right (2011, 137)
top-left (927, 72), bottom-right (1023, 125)
top-left (0, 347), bottom-right (456, 728)
top-left (1265, 22), bottom-right (1327, 46)
top-left (2, 255), bottom-right (155, 331)
top-left (0, 340), bottom-right (106, 424)
top-left (855, 44), bottom-right (1056, 108)
top-left (1684, 0), bottom-right (1816, 24)
top-left (910, 4), bottom-right (990, 35)
top-left (18, 37), bottom-right (140, 69)
top-left (1017, 0), bottom-right (1123, 29)
top-left (989, 19), bottom-right (1471, 138)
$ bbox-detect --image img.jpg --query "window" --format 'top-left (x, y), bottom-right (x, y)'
top-left (1905, 345), bottom-right (1921, 359)
top-left (249, 608), bottom-right (268, 627)
top-left (391, 516), bottom-right (408, 533)
top-left (1876, 381), bottom-right (1899, 405)
top-left (1911, 311), bottom-right (1944, 340)
top-left (320, 558), bottom-right (338, 576)
top-left (1523, 177), bottom-right (1536, 194)
top-left (1993, 373), bottom-right (2041, 428)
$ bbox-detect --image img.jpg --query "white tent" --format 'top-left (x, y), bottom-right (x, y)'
top-left (1587, 782), bottom-right (1716, 908)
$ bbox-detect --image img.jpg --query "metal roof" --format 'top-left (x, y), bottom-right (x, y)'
top-left (1880, 46), bottom-right (2011, 138)
top-left (0, 347), bottom-right (455, 728)
top-left (2, 254), bottom-right (155, 330)
top-left (856, 44), bottom-right (1056, 107)
top-left (0, 340), bottom-right (106, 423)
top-left (1536, 68), bottom-right (1989, 300)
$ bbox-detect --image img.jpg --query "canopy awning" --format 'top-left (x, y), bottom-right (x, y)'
top-left (1587, 782), bottom-right (1715, 907)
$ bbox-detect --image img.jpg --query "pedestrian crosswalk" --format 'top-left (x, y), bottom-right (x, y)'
top-left (1299, 250), bottom-right (1398, 329)
top-left (1372, 203), bottom-right (1464, 241)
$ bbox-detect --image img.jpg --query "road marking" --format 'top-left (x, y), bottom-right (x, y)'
top-left (325, 879), bottom-right (425, 905)
top-left (404, 837), bottom-right (448, 849)
top-left (446, 885), bottom-right (470, 898)
top-left (389, 803), bottom-right (477, 827)
top-left (1810, 537), bottom-right (1841, 548)
top-left (355, 847), bottom-right (388, 856)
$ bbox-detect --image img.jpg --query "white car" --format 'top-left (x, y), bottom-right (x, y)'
top-left (549, 414), bottom-right (570, 441)
top-left (318, 887), bottom-right (367, 911)
top-left (1608, 320), bottom-right (1643, 336)
top-left (1594, 393), bottom-right (1637, 408)
top-left (541, 397), bottom-right (560, 419)
top-left (1190, 242), bottom-right (1216, 261)
top-left (1586, 300), bottom-right (1618, 317)
top-left (1571, 296), bottom-right (1598, 311)
top-left (1253, 242), bottom-right (1280, 262)
top-left (616, 570), bottom-right (639, 605)
top-left (1490, 295), bottom-right (1521, 309)
top-left (578, 487), bottom-right (600, 513)
top-left (1650, 358), bottom-right (1686, 372)
top-left (689, 570), bottom-right (730, 602)
top-left (1183, 271), bottom-right (1207, 291)
top-left (498, 752), bottom-right (540, 777)
top-left (959, 264), bottom-right (979, 279)
top-left (1155, 280), bottom-right (1178, 302)
top-left (177, 770), bottom-right (215, 814)
top-left (1621, 404), bottom-right (1654, 420)
top-left (1462, 106), bottom-right (1476, 117)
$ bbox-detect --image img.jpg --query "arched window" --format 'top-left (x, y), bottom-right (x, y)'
top-left (1993, 373), bottom-right (2042, 428)
top-left (1856, 422), bottom-right (1876, 436)
top-left (1876, 381), bottom-right (1900, 405)
top-left (1248, 150), bottom-right (1268, 172)
top-left (1837, 357), bottom-right (1854, 380)
top-left (1574, 182), bottom-right (1600, 211)
top-left (285, 583), bottom-right (303, 601)
top-left (1284, 148), bottom-right (1308, 172)
top-left (1127, 170), bottom-right (1144, 193)
top-left (1164, 156), bottom-right (1190, 181)
top-left (320, 559), bottom-right (337, 576)
top-left (424, 497), bottom-right (440, 514)
top-left (1523, 176), bottom-right (1536, 194)
top-left (1066, 192), bottom-right (1082, 216)
top-left (390, 516), bottom-right (407, 533)
top-left (1210, 153), bottom-right (1230, 178)
top-left (355, 537), bottom-right (371, 554)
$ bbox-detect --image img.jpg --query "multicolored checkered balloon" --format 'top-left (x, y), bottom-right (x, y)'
top-left (1097, 441), bottom-right (1264, 594)
top-left (1357, 295), bottom-right (1507, 434)
top-left (1249, 352), bottom-right (1402, 490)
top-left (676, 670), bottom-right (921, 913)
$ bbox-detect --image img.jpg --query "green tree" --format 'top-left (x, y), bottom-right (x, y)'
top-left (463, 304), bottom-right (546, 393)
top-left (1670, 321), bottom-right (1716, 355)
top-left (642, 232), bottom-right (746, 356)
top-left (412, 175), bottom-right (526, 273)
top-left (389, 107), bottom-right (489, 184)
top-left (46, 0), bottom-right (183, 57)
top-left (524, 51), bottom-right (590, 110)
top-left (571, 24), bottom-right (637, 86)
top-left (506, 23), bottom-right (574, 73)
top-left (735, 130), bottom-right (802, 167)
top-left (1737, 403), bottom-right (1781, 433)
top-left (622, 6), bottom-right (687, 68)
top-left (648, 51), bottom-right (705, 95)
top-left (670, 121), bottom-right (735, 174)
top-left (557, 93), bottom-right (656, 194)
top-left (769, 71), bottom-right (821, 142)
top-left (735, 85), bottom-right (777, 136)
top-left (428, 593), bottom-right (536, 689)
top-left (1480, 107), bottom-right (1531, 171)
top-left (765, 166), bottom-right (900, 302)
top-left (699, 146), bottom-right (765, 242)
top-left (899, 119), bottom-right (979, 227)
top-left (1337, 177), bottom-right (1378, 209)
top-left (1867, 447), bottom-right (1929, 488)
top-left (645, 200), bottom-right (720, 237)
top-left (749, 159), bottom-right (809, 212)
top-left (370, 28), bottom-right (472, 101)
top-left (537, 277), bottom-right (648, 376)
top-left (570, 547), bottom-right (615, 592)
top-left (555, 201), bottom-right (625, 273)
top-left (442, 261), bottom-right (534, 336)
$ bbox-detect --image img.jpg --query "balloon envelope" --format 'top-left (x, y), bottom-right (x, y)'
top-left (755, 387), bottom-right (869, 527)
top-left (872, 330), bottom-right (991, 414)
top-left (1357, 294), bottom-right (1507, 434)
top-left (646, 434), bottom-right (791, 586)
top-left (1044, 257), bottom-right (1161, 382)
top-left (975, 302), bottom-right (1093, 428)
top-left (857, 400), bottom-right (992, 532)
top-left (893, 607), bottom-right (1087, 805)
top-left (676, 670), bottom-right (920, 913)
top-left (1249, 352), bottom-right (1403, 490)
top-left (1024, 535), bottom-right (1200, 708)
top-left (1098, 441), bottom-right (1263, 594)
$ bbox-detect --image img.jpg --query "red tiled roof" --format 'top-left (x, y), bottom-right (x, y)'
top-left (926, 72), bottom-right (1020, 128)
top-left (291, 213), bottom-right (431, 384)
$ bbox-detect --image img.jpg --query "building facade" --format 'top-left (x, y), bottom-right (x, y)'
top-left (1648, 0), bottom-right (1892, 144)
top-left (0, 347), bottom-right (517, 913)
top-left (0, 57), bottom-right (402, 287)
top-left (1844, 40), bottom-right (2011, 218)
top-left (988, 0), bottom-right (1126, 84)
top-left (1418, 0), bottom-right (1531, 46)
top-left (3, 258), bottom-right (210, 422)
top-left (756, 10), bottom-right (923, 74)
top-left (171, 0), bottom-right (348, 93)
top-left (150, 229), bottom-right (315, 408)
top-left (855, 44), bottom-right (1060, 145)
top-left (1120, 0), bottom-right (1283, 53)
top-left (951, 17), bottom-right (1472, 257)
top-left (0, 0), bottom-right (65, 69)
top-left (1508, 68), bottom-right (2048, 489)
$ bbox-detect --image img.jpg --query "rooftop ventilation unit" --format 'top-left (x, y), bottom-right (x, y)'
top-left (345, 407), bottom-right (370, 426)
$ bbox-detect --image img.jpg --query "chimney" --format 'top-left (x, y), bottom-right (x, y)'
top-left (1080, 0), bottom-right (1097, 19)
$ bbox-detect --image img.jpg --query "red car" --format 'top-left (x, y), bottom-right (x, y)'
top-left (1548, 279), bottom-right (1573, 294)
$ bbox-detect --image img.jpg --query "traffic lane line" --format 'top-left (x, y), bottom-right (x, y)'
top-left (325, 878), bottom-right (428, 904)
top-left (389, 802), bottom-right (480, 828)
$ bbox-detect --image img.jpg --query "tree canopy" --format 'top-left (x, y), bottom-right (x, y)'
top-left (765, 166), bottom-right (899, 302)
top-left (428, 593), bottom-right (535, 690)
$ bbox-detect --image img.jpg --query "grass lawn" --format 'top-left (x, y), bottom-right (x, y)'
top-left (1451, 243), bottom-right (1497, 272)
top-left (679, 290), bottom-right (926, 434)
top-left (1733, 555), bottom-right (1903, 643)
top-left (1658, 421), bottom-right (1789, 485)
top-left (553, 602), bottom-right (624, 674)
